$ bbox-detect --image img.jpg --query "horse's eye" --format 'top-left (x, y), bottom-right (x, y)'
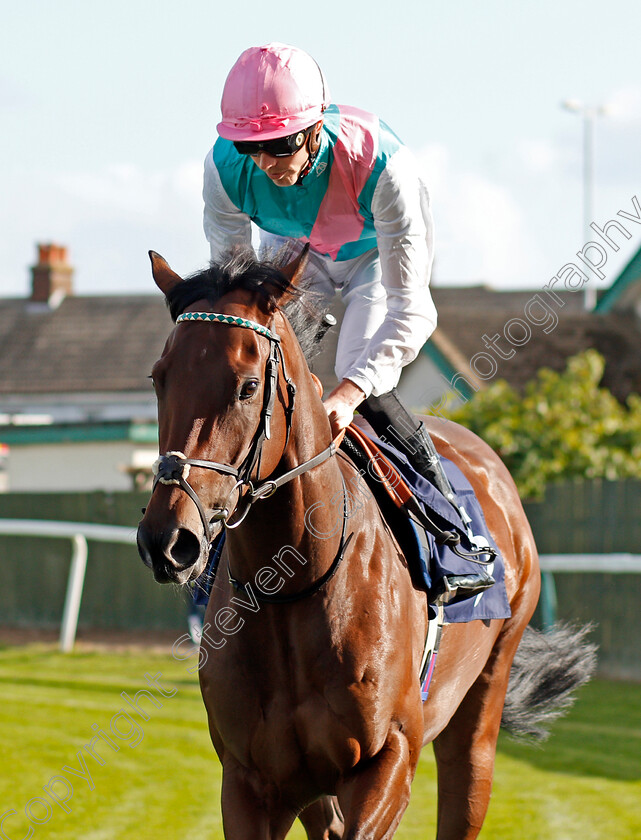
top-left (239, 380), bottom-right (259, 401)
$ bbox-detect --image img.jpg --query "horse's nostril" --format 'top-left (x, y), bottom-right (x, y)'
top-left (170, 528), bottom-right (202, 569)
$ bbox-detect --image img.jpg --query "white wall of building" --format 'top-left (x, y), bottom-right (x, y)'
top-left (6, 442), bottom-right (158, 492)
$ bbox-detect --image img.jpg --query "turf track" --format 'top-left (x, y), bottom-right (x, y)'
top-left (0, 644), bottom-right (639, 839)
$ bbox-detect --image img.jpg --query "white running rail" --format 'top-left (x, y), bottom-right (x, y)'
top-left (0, 519), bottom-right (136, 652)
top-left (1, 519), bottom-right (640, 649)
top-left (539, 554), bottom-right (641, 573)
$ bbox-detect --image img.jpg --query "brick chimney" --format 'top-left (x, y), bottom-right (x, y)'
top-left (30, 243), bottom-right (74, 304)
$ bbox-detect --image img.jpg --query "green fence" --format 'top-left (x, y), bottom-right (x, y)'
top-left (523, 478), bottom-right (641, 555)
top-left (523, 479), bottom-right (641, 681)
top-left (1, 481), bottom-right (640, 678)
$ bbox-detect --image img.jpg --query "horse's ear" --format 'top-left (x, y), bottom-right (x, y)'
top-left (149, 251), bottom-right (183, 296)
top-left (279, 242), bottom-right (310, 288)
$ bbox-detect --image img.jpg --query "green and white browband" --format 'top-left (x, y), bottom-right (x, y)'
top-left (176, 312), bottom-right (280, 342)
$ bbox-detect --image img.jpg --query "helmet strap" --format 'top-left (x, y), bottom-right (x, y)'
top-left (296, 121), bottom-right (323, 185)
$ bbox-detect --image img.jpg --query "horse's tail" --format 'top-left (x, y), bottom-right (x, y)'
top-left (501, 622), bottom-right (597, 741)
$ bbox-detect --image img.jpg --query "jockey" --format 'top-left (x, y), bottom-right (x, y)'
top-left (203, 43), bottom-right (493, 601)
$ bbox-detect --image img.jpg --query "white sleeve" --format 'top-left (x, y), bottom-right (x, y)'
top-left (342, 145), bottom-right (437, 397)
top-left (203, 148), bottom-right (253, 261)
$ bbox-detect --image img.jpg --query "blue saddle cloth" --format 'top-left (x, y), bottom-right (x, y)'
top-left (193, 432), bottom-right (511, 624)
top-left (371, 435), bottom-right (510, 623)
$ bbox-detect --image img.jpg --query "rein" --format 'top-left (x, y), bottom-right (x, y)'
top-left (151, 311), bottom-right (337, 543)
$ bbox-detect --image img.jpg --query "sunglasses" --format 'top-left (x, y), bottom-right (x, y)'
top-left (233, 125), bottom-right (314, 158)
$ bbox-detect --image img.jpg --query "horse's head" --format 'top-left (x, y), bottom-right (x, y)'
top-left (137, 245), bottom-right (327, 584)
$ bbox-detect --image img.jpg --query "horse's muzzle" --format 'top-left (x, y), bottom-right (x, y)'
top-left (136, 520), bottom-right (214, 584)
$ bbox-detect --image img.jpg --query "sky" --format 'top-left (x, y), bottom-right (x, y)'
top-left (2, 0), bottom-right (641, 299)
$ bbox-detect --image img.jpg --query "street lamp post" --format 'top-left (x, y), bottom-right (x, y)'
top-left (562, 99), bottom-right (608, 310)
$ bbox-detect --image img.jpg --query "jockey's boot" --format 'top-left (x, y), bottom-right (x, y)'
top-left (404, 422), bottom-right (458, 508)
top-left (403, 422), bottom-right (495, 601)
top-left (359, 390), bottom-right (495, 602)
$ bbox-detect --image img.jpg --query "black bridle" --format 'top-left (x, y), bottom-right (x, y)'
top-left (150, 311), bottom-right (336, 543)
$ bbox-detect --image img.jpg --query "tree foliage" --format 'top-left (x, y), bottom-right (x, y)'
top-left (442, 350), bottom-right (641, 499)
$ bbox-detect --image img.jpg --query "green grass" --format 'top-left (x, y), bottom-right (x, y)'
top-left (0, 644), bottom-right (639, 839)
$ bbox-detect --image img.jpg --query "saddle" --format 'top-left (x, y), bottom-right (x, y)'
top-left (342, 424), bottom-right (463, 546)
top-left (339, 421), bottom-right (497, 598)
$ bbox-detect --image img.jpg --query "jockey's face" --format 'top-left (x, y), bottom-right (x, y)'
top-left (250, 143), bottom-right (310, 187)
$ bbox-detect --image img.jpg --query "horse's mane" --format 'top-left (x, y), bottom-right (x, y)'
top-left (165, 248), bottom-right (327, 364)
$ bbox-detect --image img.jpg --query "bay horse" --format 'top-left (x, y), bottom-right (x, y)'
top-left (137, 248), bottom-right (593, 839)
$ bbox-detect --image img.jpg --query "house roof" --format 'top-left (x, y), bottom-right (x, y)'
top-left (430, 285), bottom-right (585, 313)
top-left (430, 287), bottom-right (641, 402)
top-left (0, 295), bottom-right (171, 395)
top-left (1, 281), bottom-right (640, 407)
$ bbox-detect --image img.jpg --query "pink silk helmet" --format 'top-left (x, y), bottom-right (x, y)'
top-left (217, 43), bottom-right (330, 142)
